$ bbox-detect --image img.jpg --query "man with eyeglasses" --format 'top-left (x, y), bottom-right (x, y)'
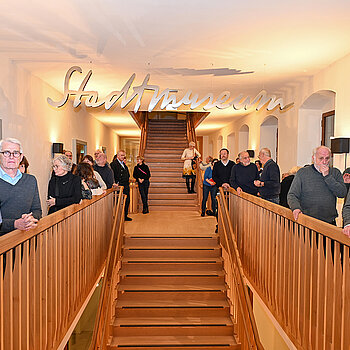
top-left (0, 138), bottom-right (42, 235)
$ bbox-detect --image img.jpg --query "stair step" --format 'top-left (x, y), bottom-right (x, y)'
top-left (115, 306), bottom-right (229, 318)
top-left (145, 149), bottom-right (184, 154)
top-left (149, 193), bottom-right (197, 200)
top-left (151, 177), bottom-right (185, 183)
top-left (116, 291), bottom-right (227, 302)
top-left (120, 267), bottom-right (224, 276)
top-left (123, 236), bottom-right (218, 247)
top-left (148, 199), bottom-right (197, 206)
top-left (122, 248), bottom-right (220, 258)
top-left (149, 205), bottom-right (199, 211)
top-left (108, 335), bottom-right (239, 349)
top-left (150, 182), bottom-right (186, 187)
top-left (149, 187), bottom-right (189, 194)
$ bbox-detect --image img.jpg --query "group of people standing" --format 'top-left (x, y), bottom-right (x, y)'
top-left (0, 137), bottom-right (152, 235)
top-left (197, 144), bottom-right (350, 237)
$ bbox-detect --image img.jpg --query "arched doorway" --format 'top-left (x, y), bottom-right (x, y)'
top-left (297, 90), bottom-right (335, 166)
top-left (227, 132), bottom-right (235, 158)
top-left (238, 125), bottom-right (249, 156)
top-left (217, 135), bottom-right (223, 155)
top-left (260, 116), bottom-right (278, 161)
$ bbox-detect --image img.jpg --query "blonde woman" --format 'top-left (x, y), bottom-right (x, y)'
top-left (181, 141), bottom-right (201, 193)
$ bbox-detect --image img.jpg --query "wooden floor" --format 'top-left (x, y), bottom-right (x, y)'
top-left (125, 211), bottom-right (217, 235)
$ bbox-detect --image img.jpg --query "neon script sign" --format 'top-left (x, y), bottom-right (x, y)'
top-left (48, 66), bottom-right (293, 112)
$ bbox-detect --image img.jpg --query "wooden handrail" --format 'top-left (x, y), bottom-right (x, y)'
top-left (226, 187), bottom-right (350, 350)
top-left (186, 115), bottom-right (202, 209)
top-left (217, 187), bottom-right (264, 349)
top-left (0, 189), bottom-right (119, 350)
top-left (89, 188), bottom-right (125, 350)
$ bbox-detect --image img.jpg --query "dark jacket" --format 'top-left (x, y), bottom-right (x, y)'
top-left (279, 174), bottom-right (294, 208)
top-left (93, 163), bottom-right (114, 189)
top-left (47, 172), bottom-right (82, 214)
top-left (212, 160), bottom-right (235, 188)
top-left (110, 160), bottom-right (130, 187)
top-left (133, 163), bottom-right (151, 183)
top-left (229, 163), bottom-right (259, 195)
top-left (259, 159), bottom-right (281, 199)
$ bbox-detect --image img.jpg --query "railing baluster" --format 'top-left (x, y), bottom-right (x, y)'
top-left (224, 188), bottom-right (350, 350)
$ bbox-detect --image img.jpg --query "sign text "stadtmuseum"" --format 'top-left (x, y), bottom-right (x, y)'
top-left (47, 66), bottom-right (293, 112)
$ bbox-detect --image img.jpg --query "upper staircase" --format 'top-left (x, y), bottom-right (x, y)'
top-left (107, 232), bottom-right (240, 349)
top-left (144, 119), bottom-right (198, 211)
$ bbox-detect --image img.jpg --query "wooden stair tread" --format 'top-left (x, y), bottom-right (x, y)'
top-left (120, 269), bottom-right (224, 276)
top-left (118, 283), bottom-right (227, 291)
top-left (113, 316), bottom-right (233, 326)
top-left (121, 257), bottom-right (222, 262)
top-left (109, 335), bottom-right (238, 346)
top-left (123, 245), bottom-right (220, 250)
top-left (116, 299), bottom-right (229, 308)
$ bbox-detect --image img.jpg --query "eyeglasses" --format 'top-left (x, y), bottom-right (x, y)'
top-left (0, 151), bottom-right (22, 158)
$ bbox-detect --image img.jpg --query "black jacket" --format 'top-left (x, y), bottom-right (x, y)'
top-left (133, 163), bottom-right (151, 183)
top-left (110, 160), bottom-right (130, 187)
top-left (47, 172), bottom-right (82, 214)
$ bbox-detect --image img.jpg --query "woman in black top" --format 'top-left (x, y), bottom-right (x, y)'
top-left (133, 156), bottom-right (151, 214)
top-left (47, 155), bottom-right (82, 214)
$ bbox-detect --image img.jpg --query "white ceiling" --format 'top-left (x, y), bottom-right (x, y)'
top-left (1, 0), bottom-right (350, 135)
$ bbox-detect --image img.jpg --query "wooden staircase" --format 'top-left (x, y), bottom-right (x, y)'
top-left (144, 119), bottom-right (199, 211)
top-left (107, 233), bottom-right (239, 349)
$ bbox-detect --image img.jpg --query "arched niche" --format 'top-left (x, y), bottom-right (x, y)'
top-left (209, 140), bottom-right (213, 157)
top-left (260, 116), bottom-right (278, 161)
top-left (227, 132), bottom-right (236, 157)
top-left (297, 90), bottom-right (335, 166)
top-left (217, 135), bottom-right (223, 155)
top-left (238, 124), bottom-right (249, 155)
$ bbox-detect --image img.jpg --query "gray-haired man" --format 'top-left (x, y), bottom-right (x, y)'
top-left (288, 146), bottom-right (347, 224)
top-left (0, 138), bottom-right (42, 235)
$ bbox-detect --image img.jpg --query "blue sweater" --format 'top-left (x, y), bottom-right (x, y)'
top-left (203, 167), bottom-right (215, 187)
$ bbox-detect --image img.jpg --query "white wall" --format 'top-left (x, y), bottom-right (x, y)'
top-left (238, 125), bottom-right (249, 156)
top-left (0, 60), bottom-right (117, 214)
top-left (204, 53), bottom-right (350, 174)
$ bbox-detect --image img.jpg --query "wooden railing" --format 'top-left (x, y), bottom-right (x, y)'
top-left (0, 189), bottom-right (121, 350)
top-left (139, 114), bottom-right (148, 158)
top-left (225, 187), bottom-right (350, 350)
top-left (186, 115), bottom-right (202, 210)
top-left (217, 188), bottom-right (264, 349)
top-left (89, 188), bottom-right (125, 350)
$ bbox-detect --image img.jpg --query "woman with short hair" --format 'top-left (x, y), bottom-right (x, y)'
top-left (47, 155), bottom-right (82, 214)
top-left (133, 155), bottom-right (151, 214)
top-left (181, 141), bottom-right (201, 193)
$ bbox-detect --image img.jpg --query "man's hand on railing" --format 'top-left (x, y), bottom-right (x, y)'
top-left (343, 225), bottom-right (350, 238)
top-left (293, 209), bottom-right (302, 221)
top-left (236, 187), bottom-right (243, 196)
top-left (14, 213), bottom-right (38, 231)
top-left (222, 183), bottom-right (230, 190)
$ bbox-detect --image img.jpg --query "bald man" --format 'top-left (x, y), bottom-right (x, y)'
top-left (288, 146), bottom-right (347, 224)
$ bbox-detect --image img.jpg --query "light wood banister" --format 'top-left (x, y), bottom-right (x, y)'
top-left (225, 187), bottom-right (350, 350)
top-left (0, 188), bottom-right (122, 350)
top-left (217, 187), bottom-right (264, 349)
top-left (89, 188), bottom-right (125, 350)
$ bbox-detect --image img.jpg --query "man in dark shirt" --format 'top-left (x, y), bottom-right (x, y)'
top-left (93, 153), bottom-right (115, 189)
top-left (230, 151), bottom-right (259, 195)
top-left (0, 138), bottom-right (42, 235)
top-left (110, 150), bottom-right (132, 221)
top-left (254, 148), bottom-right (281, 204)
top-left (212, 148), bottom-right (235, 190)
